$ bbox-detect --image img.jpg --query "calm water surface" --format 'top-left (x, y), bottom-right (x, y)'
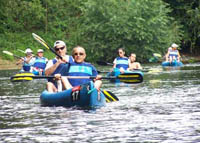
top-left (0, 63), bottom-right (200, 143)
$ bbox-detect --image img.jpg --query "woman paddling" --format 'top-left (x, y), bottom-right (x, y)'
top-left (112, 48), bottom-right (129, 73)
top-left (16, 48), bottom-right (35, 72)
top-left (165, 43), bottom-right (181, 63)
top-left (32, 49), bottom-right (48, 75)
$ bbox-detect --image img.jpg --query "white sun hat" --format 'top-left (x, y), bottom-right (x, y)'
top-left (25, 48), bottom-right (33, 53)
top-left (37, 49), bottom-right (44, 53)
top-left (171, 43), bottom-right (178, 48)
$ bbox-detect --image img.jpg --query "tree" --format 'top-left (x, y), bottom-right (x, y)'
top-left (78, 0), bottom-right (182, 62)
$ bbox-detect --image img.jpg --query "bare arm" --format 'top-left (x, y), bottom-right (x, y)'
top-left (45, 60), bottom-right (61, 76)
top-left (16, 58), bottom-right (24, 65)
top-left (165, 52), bottom-right (169, 61)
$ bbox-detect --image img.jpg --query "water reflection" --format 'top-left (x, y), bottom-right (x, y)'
top-left (0, 64), bottom-right (200, 142)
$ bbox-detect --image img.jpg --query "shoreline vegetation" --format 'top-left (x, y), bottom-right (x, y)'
top-left (0, 54), bottom-right (199, 70)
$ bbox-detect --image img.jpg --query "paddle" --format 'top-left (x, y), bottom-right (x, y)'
top-left (32, 33), bottom-right (62, 59)
top-left (153, 53), bottom-right (162, 58)
top-left (10, 72), bottom-right (143, 84)
top-left (96, 61), bottom-right (113, 66)
top-left (3, 51), bottom-right (22, 59)
top-left (102, 90), bottom-right (118, 102)
top-left (17, 49), bottom-right (25, 54)
top-left (10, 73), bottom-right (119, 102)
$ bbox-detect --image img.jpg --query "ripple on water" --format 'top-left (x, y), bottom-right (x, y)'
top-left (0, 65), bottom-right (200, 142)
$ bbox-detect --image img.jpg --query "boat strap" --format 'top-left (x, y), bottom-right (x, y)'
top-left (88, 88), bottom-right (95, 94)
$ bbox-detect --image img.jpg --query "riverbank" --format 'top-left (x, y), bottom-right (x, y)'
top-left (0, 57), bottom-right (20, 70)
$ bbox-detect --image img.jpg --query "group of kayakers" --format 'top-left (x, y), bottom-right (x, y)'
top-left (16, 48), bottom-right (48, 75)
top-left (17, 41), bottom-right (102, 93)
top-left (16, 41), bottom-right (181, 93)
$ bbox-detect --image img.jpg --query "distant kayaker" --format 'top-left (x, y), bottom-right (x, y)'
top-left (112, 48), bottom-right (129, 73)
top-left (66, 46), bottom-right (102, 91)
top-left (45, 40), bottom-right (73, 93)
top-left (127, 53), bottom-right (142, 70)
top-left (165, 43), bottom-right (181, 62)
top-left (16, 48), bottom-right (35, 72)
top-left (32, 49), bottom-right (48, 75)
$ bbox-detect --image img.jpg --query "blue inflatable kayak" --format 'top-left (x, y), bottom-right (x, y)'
top-left (40, 81), bottom-right (106, 108)
top-left (162, 61), bottom-right (183, 67)
top-left (107, 68), bottom-right (143, 83)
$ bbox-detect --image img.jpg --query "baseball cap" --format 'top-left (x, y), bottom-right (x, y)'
top-left (54, 40), bottom-right (66, 48)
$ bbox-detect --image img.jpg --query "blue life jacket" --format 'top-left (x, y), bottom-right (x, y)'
top-left (169, 50), bottom-right (178, 60)
top-left (68, 62), bottom-right (98, 86)
top-left (33, 57), bottom-right (47, 70)
top-left (115, 57), bottom-right (129, 70)
top-left (52, 59), bottom-right (69, 76)
top-left (22, 57), bottom-right (34, 72)
top-left (48, 56), bottom-right (73, 85)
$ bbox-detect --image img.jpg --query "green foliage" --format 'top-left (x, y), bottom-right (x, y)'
top-left (78, 0), bottom-right (181, 62)
top-left (2, 0), bottom-right (198, 64)
top-left (163, 0), bottom-right (200, 54)
top-left (2, 0), bottom-right (45, 32)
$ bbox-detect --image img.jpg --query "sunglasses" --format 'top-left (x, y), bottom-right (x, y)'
top-left (74, 52), bottom-right (84, 56)
top-left (55, 46), bottom-right (65, 51)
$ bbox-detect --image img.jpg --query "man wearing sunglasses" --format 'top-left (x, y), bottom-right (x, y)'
top-left (66, 46), bottom-right (102, 90)
top-left (45, 40), bottom-right (73, 92)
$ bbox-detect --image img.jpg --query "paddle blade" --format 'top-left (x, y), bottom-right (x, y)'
top-left (32, 33), bottom-right (50, 50)
top-left (10, 73), bottom-right (35, 82)
top-left (32, 33), bottom-right (62, 59)
top-left (3, 51), bottom-right (13, 56)
top-left (153, 53), bottom-right (162, 58)
top-left (117, 73), bottom-right (143, 84)
top-left (102, 90), bottom-right (119, 103)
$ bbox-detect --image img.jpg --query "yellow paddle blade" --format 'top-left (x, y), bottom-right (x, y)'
top-left (119, 79), bottom-right (142, 83)
top-left (117, 73), bottom-right (143, 83)
top-left (32, 33), bottom-right (50, 50)
top-left (10, 73), bottom-right (35, 82)
top-left (118, 74), bottom-right (140, 78)
top-left (11, 77), bottom-right (33, 82)
top-left (103, 90), bottom-right (118, 102)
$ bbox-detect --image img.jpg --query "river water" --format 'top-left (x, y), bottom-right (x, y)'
top-left (0, 63), bottom-right (200, 143)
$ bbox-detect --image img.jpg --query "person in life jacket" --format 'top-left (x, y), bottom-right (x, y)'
top-left (16, 48), bottom-right (35, 72)
top-left (32, 49), bottom-right (48, 75)
top-left (112, 48), bottom-right (129, 73)
top-left (66, 46), bottom-right (102, 90)
top-left (127, 53), bottom-right (142, 71)
top-left (165, 43), bottom-right (181, 62)
top-left (45, 40), bottom-right (74, 93)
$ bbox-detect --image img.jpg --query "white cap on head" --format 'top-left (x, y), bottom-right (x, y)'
top-left (54, 40), bottom-right (66, 48)
top-left (25, 48), bottom-right (32, 54)
top-left (37, 49), bottom-right (43, 53)
top-left (171, 43), bottom-right (178, 48)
